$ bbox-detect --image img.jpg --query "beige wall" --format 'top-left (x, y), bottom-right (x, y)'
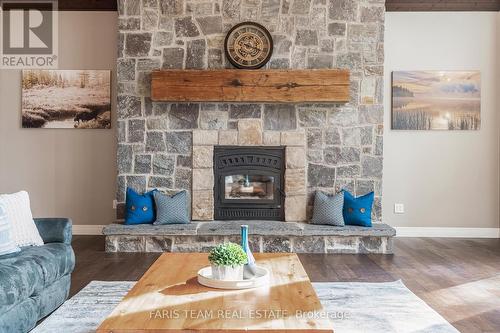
top-left (384, 12), bottom-right (499, 229)
top-left (1, 11), bottom-right (498, 231)
top-left (0, 12), bottom-right (117, 226)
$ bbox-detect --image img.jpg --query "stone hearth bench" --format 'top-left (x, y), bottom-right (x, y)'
top-left (103, 221), bottom-right (395, 254)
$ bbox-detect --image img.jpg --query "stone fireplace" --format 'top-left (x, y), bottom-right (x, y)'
top-left (115, 0), bottom-right (385, 224)
top-left (192, 122), bottom-right (307, 222)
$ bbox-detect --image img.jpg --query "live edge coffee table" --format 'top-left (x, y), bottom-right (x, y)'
top-left (97, 253), bottom-right (333, 333)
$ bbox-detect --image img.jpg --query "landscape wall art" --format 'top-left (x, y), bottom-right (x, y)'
top-left (22, 70), bottom-right (111, 129)
top-left (392, 71), bottom-right (481, 130)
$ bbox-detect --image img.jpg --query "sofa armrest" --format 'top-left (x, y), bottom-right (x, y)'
top-left (33, 218), bottom-right (72, 244)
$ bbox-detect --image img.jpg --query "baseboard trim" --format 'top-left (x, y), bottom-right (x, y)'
top-left (72, 225), bottom-right (105, 235)
top-left (395, 227), bottom-right (500, 238)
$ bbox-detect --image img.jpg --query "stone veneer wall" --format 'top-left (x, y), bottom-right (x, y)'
top-left (116, 0), bottom-right (385, 222)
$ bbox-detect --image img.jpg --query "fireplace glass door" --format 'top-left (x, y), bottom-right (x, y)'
top-left (214, 146), bottom-right (285, 220)
top-left (224, 174), bottom-right (275, 200)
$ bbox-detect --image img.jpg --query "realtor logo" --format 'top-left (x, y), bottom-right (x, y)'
top-left (0, 0), bottom-right (58, 68)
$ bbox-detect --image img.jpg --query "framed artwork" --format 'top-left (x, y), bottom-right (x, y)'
top-left (22, 70), bottom-right (111, 129)
top-left (392, 71), bottom-right (481, 130)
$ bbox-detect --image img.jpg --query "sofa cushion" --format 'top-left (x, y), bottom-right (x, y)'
top-left (0, 296), bottom-right (38, 333)
top-left (0, 243), bottom-right (74, 307)
top-left (32, 273), bottom-right (71, 319)
top-left (0, 252), bottom-right (42, 307)
top-left (0, 275), bottom-right (71, 332)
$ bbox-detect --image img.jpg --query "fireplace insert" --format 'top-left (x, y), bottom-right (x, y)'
top-left (213, 146), bottom-right (285, 220)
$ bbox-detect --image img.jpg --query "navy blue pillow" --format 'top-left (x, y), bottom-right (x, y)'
top-left (125, 188), bottom-right (157, 225)
top-left (343, 190), bottom-right (374, 227)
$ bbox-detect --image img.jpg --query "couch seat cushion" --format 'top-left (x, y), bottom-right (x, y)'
top-left (0, 243), bottom-right (74, 307)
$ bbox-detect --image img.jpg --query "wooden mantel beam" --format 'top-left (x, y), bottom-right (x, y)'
top-left (151, 69), bottom-right (350, 104)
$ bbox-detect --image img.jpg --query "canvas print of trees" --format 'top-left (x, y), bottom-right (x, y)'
top-left (22, 70), bottom-right (111, 129)
top-left (392, 71), bottom-right (481, 130)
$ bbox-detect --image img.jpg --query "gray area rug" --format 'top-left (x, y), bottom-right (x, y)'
top-left (31, 280), bottom-right (458, 333)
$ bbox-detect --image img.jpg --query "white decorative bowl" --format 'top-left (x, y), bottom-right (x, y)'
top-left (197, 265), bottom-right (270, 290)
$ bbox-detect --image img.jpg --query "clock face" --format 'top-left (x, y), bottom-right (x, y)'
top-left (224, 22), bottom-right (273, 69)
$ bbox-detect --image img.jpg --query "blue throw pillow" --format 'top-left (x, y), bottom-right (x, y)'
top-left (343, 190), bottom-right (374, 227)
top-left (125, 188), bottom-right (157, 225)
top-left (153, 191), bottom-right (190, 225)
top-left (311, 191), bottom-right (345, 226)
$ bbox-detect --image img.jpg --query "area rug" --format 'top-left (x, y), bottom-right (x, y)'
top-left (31, 280), bottom-right (458, 333)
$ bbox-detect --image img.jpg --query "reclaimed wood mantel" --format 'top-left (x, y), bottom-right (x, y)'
top-left (151, 69), bottom-right (350, 103)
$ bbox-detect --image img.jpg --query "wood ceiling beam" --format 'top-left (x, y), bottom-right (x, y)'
top-left (0, 0), bottom-right (117, 11)
top-left (386, 0), bottom-right (500, 12)
top-left (58, 0), bottom-right (117, 11)
top-left (56, 0), bottom-right (117, 11)
top-left (58, 0), bottom-right (500, 12)
top-left (8, 0), bottom-right (500, 12)
top-left (8, 0), bottom-right (498, 12)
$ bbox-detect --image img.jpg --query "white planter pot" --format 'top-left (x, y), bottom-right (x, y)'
top-left (211, 264), bottom-right (244, 281)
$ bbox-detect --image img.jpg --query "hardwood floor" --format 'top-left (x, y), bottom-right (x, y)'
top-left (71, 236), bottom-right (500, 333)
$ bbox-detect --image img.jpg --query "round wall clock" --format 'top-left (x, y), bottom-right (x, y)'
top-left (224, 22), bottom-right (273, 69)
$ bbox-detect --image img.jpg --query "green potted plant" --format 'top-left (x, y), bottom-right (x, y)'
top-left (208, 242), bottom-right (248, 281)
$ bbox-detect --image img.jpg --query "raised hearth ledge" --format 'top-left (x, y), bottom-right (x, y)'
top-left (103, 221), bottom-right (395, 254)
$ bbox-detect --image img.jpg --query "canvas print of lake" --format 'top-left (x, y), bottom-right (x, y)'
top-left (22, 70), bottom-right (111, 129)
top-left (392, 71), bottom-right (481, 130)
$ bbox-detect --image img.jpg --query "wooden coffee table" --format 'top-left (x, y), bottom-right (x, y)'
top-left (97, 253), bottom-right (333, 332)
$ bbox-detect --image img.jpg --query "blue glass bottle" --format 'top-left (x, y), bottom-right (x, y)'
top-left (241, 225), bottom-right (257, 278)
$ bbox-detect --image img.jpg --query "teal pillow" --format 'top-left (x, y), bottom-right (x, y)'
top-left (153, 191), bottom-right (190, 225)
top-left (125, 188), bottom-right (157, 225)
top-left (311, 191), bottom-right (345, 226)
top-left (0, 203), bottom-right (20, 256)
top-left (343, 190), bottom-right (374, 227)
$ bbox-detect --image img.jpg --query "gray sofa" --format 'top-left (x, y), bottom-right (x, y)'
top-left (0, 218), bottom-right (75, 332)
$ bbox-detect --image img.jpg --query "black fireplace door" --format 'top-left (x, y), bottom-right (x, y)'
top-left (214, 146), bottom-right (285, 220)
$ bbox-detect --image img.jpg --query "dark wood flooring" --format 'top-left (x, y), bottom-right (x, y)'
top-left (71, 236), bottom-right (500, 333)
